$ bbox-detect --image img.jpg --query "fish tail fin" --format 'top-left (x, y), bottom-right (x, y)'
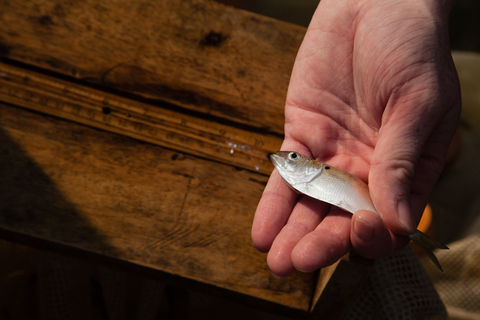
top-left (409, 229), bottom-right (449, 272)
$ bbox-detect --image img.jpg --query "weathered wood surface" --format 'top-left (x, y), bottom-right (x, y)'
top-left (0, 0), bottom-right (374, 316)
top-left (0, 62), bottom-right (282, 175)
top-left (0, 0), bottom-right (305, 135)
top-left (0, 102), bottom-right (313, 315)
top-left (0, 65), bottom-right (372, 318)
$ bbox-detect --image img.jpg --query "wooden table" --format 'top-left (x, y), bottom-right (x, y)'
top-left (0, 0), bottom-right (373, 318)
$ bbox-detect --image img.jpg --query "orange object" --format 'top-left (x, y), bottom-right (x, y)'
top-left (412, 204), bottom-right (434, 257)
top-left (417, 204), bottom-right (433, 234)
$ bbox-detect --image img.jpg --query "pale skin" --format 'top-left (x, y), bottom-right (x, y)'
top-left (251, 0), bottom-right (461, 277)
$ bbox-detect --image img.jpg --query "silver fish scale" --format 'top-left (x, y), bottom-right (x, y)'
top-left (293, 170), bottom-right (377, 214)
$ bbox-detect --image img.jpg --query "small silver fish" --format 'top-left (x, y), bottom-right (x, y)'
top-left (271, 151), bottom-right (448, 271)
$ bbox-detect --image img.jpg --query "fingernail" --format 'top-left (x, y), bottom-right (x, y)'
top-left (271, 272), bottom-right (286, 279)
top-left (397, 198), bottom-right (415, 233)
top-left (353, 216), bottom-right (374, 242)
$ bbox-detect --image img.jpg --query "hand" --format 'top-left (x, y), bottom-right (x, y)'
top-left (252, 0), bottom-right (460, 277)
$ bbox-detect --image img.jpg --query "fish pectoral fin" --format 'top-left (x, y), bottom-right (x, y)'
top-left (409, 229), bottom-right (448, 272)
top-left (302, 166), bottom-right (322, 183)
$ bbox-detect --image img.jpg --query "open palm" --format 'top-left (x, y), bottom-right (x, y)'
top-left (252, 0), bottom-right (460, 277)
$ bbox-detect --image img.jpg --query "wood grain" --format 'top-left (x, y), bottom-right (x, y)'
top-left (0, 62), bottom-right (282, 175)
top-left (0, 103), bottom-right (313, 315)
top-left (0, 0), bottom-right (305, 135)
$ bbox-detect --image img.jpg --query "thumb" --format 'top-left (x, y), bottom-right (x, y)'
top-left (368, 96), bottom-right (459, 237)
top-left (369, 141), bottom-right (417, 236)
top-left (368, 105), bottom-right (436, 236)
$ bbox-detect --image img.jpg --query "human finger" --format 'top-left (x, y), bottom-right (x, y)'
top-left (291, 207), bottom-right (352, 272)
top-left (351, 210), bottom-right (408, 259)
top-left (266, 196), bottom-right (330, 277)
top-left (252, 137), bottom-right (314, 252)
top-left (251, 169), bottom-right (298, 252)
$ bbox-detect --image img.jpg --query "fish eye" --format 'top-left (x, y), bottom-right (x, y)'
top-left (288, 152), bottom-right (298, 160)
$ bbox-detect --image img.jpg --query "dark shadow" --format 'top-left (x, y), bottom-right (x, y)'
top-left (450, 0), bottom-right (480, 53)
top-left (0, 103), bottom-right (119, 261)
top-left (0, 103), bottom-right (311, 318)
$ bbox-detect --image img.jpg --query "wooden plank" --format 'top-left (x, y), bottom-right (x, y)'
top-left (0, 0), bottom-right (305, 135)
top-left (0, 62), bottom-right (281, 175)
top-left (0, 103), bottom-right (314, 315)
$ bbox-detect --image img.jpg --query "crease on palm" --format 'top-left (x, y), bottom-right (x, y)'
top-left (285, 64), bottom-right (378, 180)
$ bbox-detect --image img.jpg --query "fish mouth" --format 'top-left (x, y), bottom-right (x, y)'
top-left (270, 152), bottom-right (288, 170)
top-left (269, 153), bottom-right (281, 167)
